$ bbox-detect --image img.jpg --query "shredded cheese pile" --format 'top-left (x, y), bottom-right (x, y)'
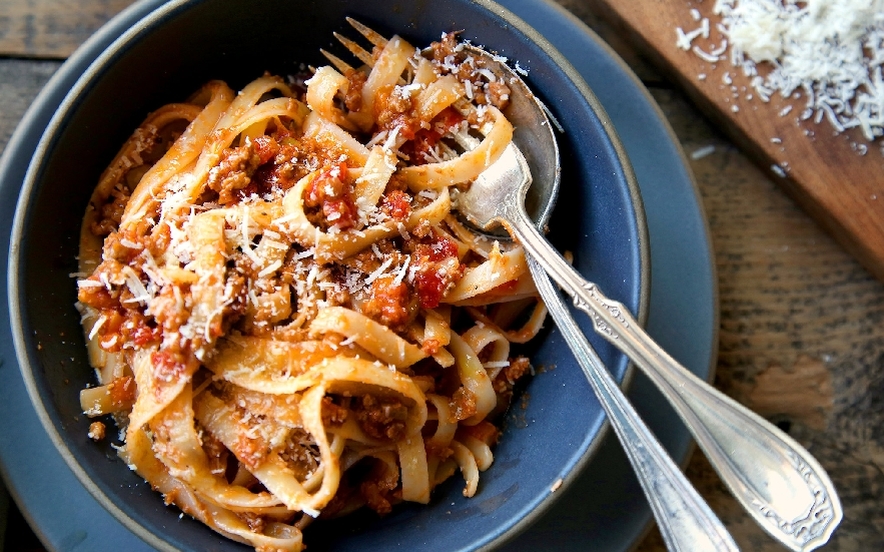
top-left (678, 0), bottom-right (884, 145)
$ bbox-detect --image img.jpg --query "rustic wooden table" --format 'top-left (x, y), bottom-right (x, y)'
top-left (1, 1), bottom-right (882, 551)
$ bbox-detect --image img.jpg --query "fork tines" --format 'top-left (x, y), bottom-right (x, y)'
top-left (322, 18), bottom-right (389, 72)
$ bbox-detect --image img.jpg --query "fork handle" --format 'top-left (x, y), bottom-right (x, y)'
top-left (528, 256), bottom-right (739, 552)
top-left (508, 209), bottom-right (842, 552)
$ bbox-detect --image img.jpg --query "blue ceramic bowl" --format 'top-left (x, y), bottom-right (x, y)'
top-left (8, 0), bottom-right (648, 550)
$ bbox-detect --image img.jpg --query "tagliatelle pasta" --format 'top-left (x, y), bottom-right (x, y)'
top-left (75, 25), bottom-right (546, 551)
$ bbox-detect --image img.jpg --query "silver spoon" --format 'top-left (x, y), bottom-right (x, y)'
top-left (457, 45), bottom-right (842, 552)
top-left (528, 254), bottom-right (739, 551)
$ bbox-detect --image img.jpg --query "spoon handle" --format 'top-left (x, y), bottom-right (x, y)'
top-left (528, 256), bottom-right (739, 552)
top-left (511, 211), bottom-right (842, 552)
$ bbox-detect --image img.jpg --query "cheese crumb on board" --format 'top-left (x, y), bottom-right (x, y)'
top-left (677, 0), bottom-right (884, 143)
top-left (691, 144), bottom-right (717, 159)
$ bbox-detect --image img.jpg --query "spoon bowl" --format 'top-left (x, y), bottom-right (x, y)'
top-left (462, 44), bottom-right (561, 236)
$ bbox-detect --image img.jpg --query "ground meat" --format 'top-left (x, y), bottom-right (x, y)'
top-left (90, 184), bottom-right (131, 236)
top-left (429, 32), bottom-right (511, 111)
top-left (252, 134), bottom-right (281, 166)
top-left (374, 84), bottom-right (421, 137)
top-left (425, 439), bottom-right (453, 461)
top-left (234, 418), bottom-right (270, 470)
top-left (221, 269), bottom-right (249, 323)
top-left (304, 162), bottom-right (359, 230)
top-left (449, 387), bottom-right (478, 422)
top-left (361, 274), bottom-right (417, 328)
top-left (410, 218), bottom-right (433, 239)
top-left (430, 32), bottom-right (459, 66)
top-left (78, 260), bottom-right (147, 352)
top-left (502, 356), bottom-right (531, 384)
top-left (88, 421), bottom-right (106, 441)
top-left (379, 189), bottom-right (412, 221)
top-left (101, 222), bottom-right (148, 264)
top-left (77, 263), bottom-right (124, 309)
top-left (491, 356), bottom-right (532, 416)
top-left (319, 457), bottom-right (400, 519)
top-left (279, 429), bottom-right (321, 480)
top-left (237, 511), bottom-right (266, 534)
top-left (354, 395), bottom-right (408, 442)
top-left (421, 338), bottom-right (442, 356)
top-left (200, 427), bottom-right (231, 477)
top-left (342, 239), bottom-right (405, 275)
top-left (458, 420), bottom-right (500, 447)
top-left (251, 135), bottom-right (314, 194)
top-left (149, 282), bottom-right (192, 333)
top-left (343, 68), bottom-right (367, 112)
top-left (359, 462), bottom-right (400, 515)
top-left (107, 375), bottom-right (137, 410)
top-left (484, 80), bottom-right (511, 110)
top-left (145, 221), bottom-right (172, 259)
top-left (408, 231), bottom-right (464, 309)
top-left (151, 350), bottom-right (194, 384)
top-left (322, 396), bottom-right (349, 426)
top-left (206, 143), bottom-right (262, 205)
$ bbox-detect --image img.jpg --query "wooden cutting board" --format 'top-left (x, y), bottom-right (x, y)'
top-left (590, 0), bottom-right (884, 281)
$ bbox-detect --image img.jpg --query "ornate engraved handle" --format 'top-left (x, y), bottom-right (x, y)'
top-left (509, 207), bottom-right (842, 552)
top-left (528, 256), bottom-right (739, 551)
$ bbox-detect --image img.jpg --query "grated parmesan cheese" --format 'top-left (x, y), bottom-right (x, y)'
top-left (678, 0), bottom-right (884, 142)
top-left (690, 144), bottom-right (717, 159)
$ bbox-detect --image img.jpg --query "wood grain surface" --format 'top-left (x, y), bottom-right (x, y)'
top-left (0, 0), bottom-right (134, 58)
top-left (1, 0), bottom-right (883, 551)
top-left (590, 0), bottom-right (884, 284)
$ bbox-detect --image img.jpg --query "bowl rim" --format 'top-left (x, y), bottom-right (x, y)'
top-left (7, 0), bottom-right (650, 550)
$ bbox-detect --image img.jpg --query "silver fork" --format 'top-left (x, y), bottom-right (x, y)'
top-left (528, 254), bottom-right (739, 551)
